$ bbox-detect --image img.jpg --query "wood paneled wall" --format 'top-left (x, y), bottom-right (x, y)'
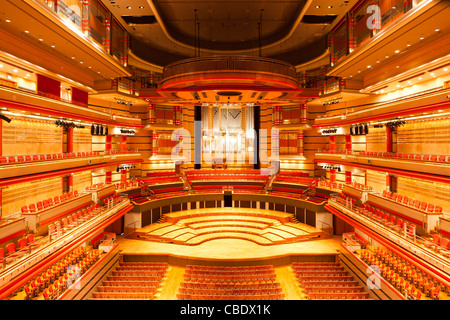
top-left (2, 120), bottom-right (62, 156)
top-left (2, 177), bottom-right (63, 217)
top-left (397, 119), bottom-right (450, 155)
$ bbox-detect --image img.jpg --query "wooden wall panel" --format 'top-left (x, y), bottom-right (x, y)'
top-left (2, 177), bottom-right (63, 217)
top-left (397, 119), bottom-right (450, 155)
top-left (397, 176), bottom-right (450, 214)
top-left (366, 170), bottom-right (386, 193)
top-left (73, 128), bottom-right (92, 153)
top-left (72, 171), bottom-right (92, 192)
top-left (2, 120), bottom-right (62, 156)
top-left (366, 126), bottom-right (386, 152)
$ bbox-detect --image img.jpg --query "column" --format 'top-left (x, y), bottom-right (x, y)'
top-left (330, 169), bottom-right (336, 183)
top-left (81, 0), bottom-right (91, 37)
top-left (122, 32), bottom-right (129, 66)
top-left (345, 171), bottom-right (352, 184)
top-left (104, 12), bottom-right (112, 54)
top-left (345, 134), bottom-right (352, 153)
top-left (120, 135), bottom-right (127, 152)
top-left (149, 103), bottom-right (156, 125)
top-left (254, 105), bottom-right (261, 169)
top-left (329, 135), bottom-right (336, 152)
top-left (105, 171), bottom-right (112, 184)
top-left (386, 126), bottom-right (392, 153)
top-left (194, 105), bottom-right (202, 169)
top-left (67, 127), bottom-right (74, 153)
top-left (298, 131), bottom-right (304, 156)
top-left (121, 170), bottom-right (127, 183)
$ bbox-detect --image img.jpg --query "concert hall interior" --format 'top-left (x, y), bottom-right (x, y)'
top-left (0, 0), bottom-right (449, 303)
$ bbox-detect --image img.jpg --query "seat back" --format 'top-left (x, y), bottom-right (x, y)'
top-left (6, 242), bottom-right (15, 254)
top-left (420, 202), bottom-right (427, 211)
top-left (440, 238), bottom-right (449, 249)
top-left (18, 238), bottom-right (27, 248)
top-left (27, 234), bottom-right (35, 244)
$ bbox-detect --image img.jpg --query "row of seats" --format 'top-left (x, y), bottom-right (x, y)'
top-left (349, 182), bottom-right (373, 191)
top-left (381, 190), bottom-right (443, 213)
top-left (360, 246), bottom-right (444, 300)
top-left (21, 246), bottom-right (101, 300)
top-left (178, 264), bottom-right (284, 300)
top-left (317, 181), bottom-right (343, 190)
top-left (115, 181), bottom-right (139, 190)
top-left (292, 262), bottom-right (371, 300)
top-left (0, 152), bottom-right (101, 164)
top-left (90, 262), bottom-right (168, 300)
top-left (0, 234), bottom-right (40, 266)
top-left (48, 203), bottom-right (100, 240)
top-left (358, 203), bottom-right (418, 237)
top-left (21, 190), bottom-right (80, 214)
top-left (357, 151), bottom-right (450, 163)
top-left (0, 149), bottom-right (137, 165)
top-left (425, 234), bottom-right (450, 257)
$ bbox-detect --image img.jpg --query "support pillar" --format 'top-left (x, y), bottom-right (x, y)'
top-left (81, 0), bottom-right (91, 37)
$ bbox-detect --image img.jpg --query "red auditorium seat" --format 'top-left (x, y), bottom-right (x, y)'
top-left (430, 155), bottom-right (438, 161)
top-left (46, 154), bottom-right (52, 160)
top-left (438, 155), bottom-right (446, 162)
top-left (43, 200), bottom-right (50, 208)
top-left (420, 202), bottom-right (428, 211)
top-left (396, 195), bottom-right (403, 203)
top-left (382, 190), bottom-right (387, 197)
top-left (426, 234), bottom-right (441, 250)
top-left (427, 204), bottom-right (435, 212)
top-left (397, 153), bottom-right (403, 159)
top-left (8, 156), bottom-right (16, 163)
top-left (32, 155), bottom-right (38, 161)
top-left (408, 154), bottom-right (415, 160)
top-left (18, 238), bottom-right (27, 249)
top-left (39, 154), bottom-right (46, 160)
top-left (47, 198), bottom-right (53, 206)
top-left (28, 203), bottom-right (36, 212)
top-left (391, 193), bottom-right (398, 201)
top-left (414, 154), bottom-right (422, 160)
top-left (36, 201), bottom-right (44, 210)
top-left (393, 153), bottom-right (398, 158)
top-left (423, 155), bottom-right (430, 161)
top-left (53, 196), bottom-right (60, 204)
top-left (435, 206), bottom-right (443, 213)
top-left (403, 196), bottom-right (409, 205)
top-left (414, 201), bottom-right (421, 209)
top-left (57, 154), bottom-right (62, 159)
top-left (6, 243), bottom-right (18, 257)
top-left (408, 199), bottom-right (415, 207)
top-left (25, 155), bottom-right (32, 161)
top-left (52, 154), bottom-right (57, 159)
top-left (21, 206), bottom-right (29, 213)
top-left (437, 238), bottom-right (449, 254)
top-left (17, 156), bottom-right (25, 162)
top-left (403, 154), bottom-right (409, 159)
top-left (0, 157), bottom-right (7, 163)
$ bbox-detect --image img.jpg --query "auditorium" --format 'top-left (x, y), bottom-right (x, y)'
top-left (0, 0), bottom-right (449, 307)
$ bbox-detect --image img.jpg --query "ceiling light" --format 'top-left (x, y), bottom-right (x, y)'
top-left (406, 44), bottom-right (411, 47)
top-left (26, 74), bottom-right (30, 77)
top-left (24, 30), bottom-right (29, 33)
top-left (127, 6), bottom-right (132, 9)
top-left (80, 61), bottom-right (83, 64)
top-left (395, 50), bottom-right (399, 53)
top-left (51, 45), bottom-right (55, 48)
top-left (315, 5), bottom-right (320, 8)
top-left (367, 65), bottom-right (371, 68)
top-left (72, 57), bottom-right (75, 59)
top-left (385, 56), bottom-right (389, 59)
top-left (435, 29), bottom-right (440, 32)
top-left (430, 72), bottom-right (434, 76)
top-left (139, 6), bottom-right (144, 9)
top-left (328, 6), bottom-right (333, 8)
top-left (397, 84), bottom-right (400, 87)
top-left (418, 77), bottom-right (422, 80)
top-left (5, 20), bottom-right (11, 23)
top-left (39, 38), bottom-right (43, 41)
top-left (13, 69), bottom-right (18, 72)
top-left (420, 37), bottom-right (424, 40)
top-left (444, 68), bottom-right (448, 72)
top-left (0, 64), bottom-right (3, 68)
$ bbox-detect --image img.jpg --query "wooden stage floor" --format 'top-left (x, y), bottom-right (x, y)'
top-left (115, 235), bottom-right (343, 262)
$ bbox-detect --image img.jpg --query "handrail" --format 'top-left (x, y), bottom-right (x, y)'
top-left (163, 56), bottom-right (297, 80)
